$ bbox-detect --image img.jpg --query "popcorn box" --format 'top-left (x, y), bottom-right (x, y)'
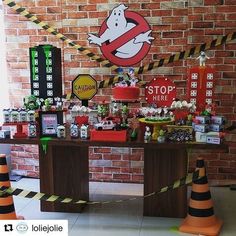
top-left (194, 124), bottom-right (209, 133)
top-left (0, 130), bottom-right (11, 139)
top-left (206, 136), bottom-right (221, 145)
top-left (211, 116), bottom-right (225, 125)
top-left (209, 124), bottom-right (224, 132)
top-left (195, 116), bottom-right (210, 124)
top-left (195, 132), bottom-right (207, 143)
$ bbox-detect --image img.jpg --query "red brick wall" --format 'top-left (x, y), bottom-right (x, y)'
top-left (3, 0), bottom-right (236, 182)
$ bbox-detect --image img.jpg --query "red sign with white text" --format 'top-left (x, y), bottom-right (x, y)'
top-left (145, 77), bottom-right (176, 107)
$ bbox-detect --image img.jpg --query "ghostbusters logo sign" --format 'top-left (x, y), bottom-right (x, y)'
top-left (88, 4), bottom-right (154, 66)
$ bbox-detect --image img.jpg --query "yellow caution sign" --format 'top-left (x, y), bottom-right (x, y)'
top-left (72, 74), bottom-right (97, 100)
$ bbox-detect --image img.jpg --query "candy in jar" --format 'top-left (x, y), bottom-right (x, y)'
top-left (27, 110), bottom-right (35, 122)
top-left (70, 123), bottom-right (79, 138)
top-left (3, 109), bottom-right (11, 123)
top-left (28, 122), bottom-right (37, 138)
top-left (10, 109), bottom-right (19, 122)
top-left (57, 125), bottom-right (66, 138)
top-left (80, 124), bottom-right (89, 139)
top-left (19, 108), bottom-right (28, 122)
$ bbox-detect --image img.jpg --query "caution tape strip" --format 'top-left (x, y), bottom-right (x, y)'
top-left (2, 0), bottom-right (119, 72)
top-left (0, 171), bottom-right (200, 205)
top-left (4, 0), bottom-right (234, 90)
top-left (99, 31), bottom-right (236, 88)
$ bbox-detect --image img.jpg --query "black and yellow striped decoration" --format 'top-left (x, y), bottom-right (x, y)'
top-left (98, 31), bottom-right (236, 88)
top-left (0, 171), bottom-right (200, 206)
top-left (4, 0), bottom-right (235, 90)
top-left (2, 0), bottom-right (119, 72)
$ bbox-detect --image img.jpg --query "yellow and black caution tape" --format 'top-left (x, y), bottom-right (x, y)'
top-left (2, 0), bottom-right (119, 72)
top-left (0, 171), bottom-right (200, 205)
top-left (98, 31), bottom-right (236, 88)
top-left (4, 0), bottom-right (235, 90)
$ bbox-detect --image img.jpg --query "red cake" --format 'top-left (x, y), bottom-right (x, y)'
top-left (113, 87), bottom-right (139, 101)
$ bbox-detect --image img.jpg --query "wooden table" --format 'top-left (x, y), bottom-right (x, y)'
top-left (0, 138), bottom-right (228, 218)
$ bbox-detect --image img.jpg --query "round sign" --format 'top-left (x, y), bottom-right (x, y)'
top-left (145, 77), bottom-right (176, 107)
top-left (99, 11), bottom-right (152, 66)
top-left (72, 74), bottom-right (97, 100)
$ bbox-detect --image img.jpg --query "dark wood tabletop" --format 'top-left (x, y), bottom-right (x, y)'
top-left (0, 137), bottom-right (229, 151)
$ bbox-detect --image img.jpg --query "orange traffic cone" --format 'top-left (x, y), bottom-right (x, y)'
top-left (179, 157), bottom-right (222, 236)
top-left (0, 154), bottom-right (24, 220)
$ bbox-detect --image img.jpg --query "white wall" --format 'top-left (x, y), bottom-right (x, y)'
top-left (0, 3), bottom-right (10, 124)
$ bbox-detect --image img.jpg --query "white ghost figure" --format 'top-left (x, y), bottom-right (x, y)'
top-left (196, 51), bottom-right (210, 67)
top-left (88, 4), bottom-right (154, 59)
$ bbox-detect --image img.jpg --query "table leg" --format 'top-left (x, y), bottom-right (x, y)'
top-left (144, 147), bottom-right (188, 217)
top-left (39, 145), bottom-right (89, 212)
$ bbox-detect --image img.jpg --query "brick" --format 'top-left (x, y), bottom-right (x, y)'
top-left (104, 167), bottom-right (121, 173)
top-left (225, 0), bottom-right (236, 4)
top-left (160, 2), bottom-right (185, 10)
top-left (207, 174), bottom-right (227, 180)
top-left (121, 168), bottom-right (142, 174)
top-left (131, 161), bottom-right (144, 168)
top-left (142, 3), bottom-right (160, 9)
top-left (111, 147), bottom-right (130, 154)
top-left (204, 13), bottom-right (225, 21)
top-left (173, 9), bottom-right (188, 16)
top-left (208, 160), bottom-right (229, 167)
top-left (92, 173), bottom-right (113, 180)
top-left (113, 174), bottom-right (131, 180)
top-left (103, 154), bottom-right (121, 160)
top-left (17, 152), bottom-right (34, 158)
top-left (11, 158), bottom-right (25, 165)
top-left (79, 5), bottom-right (97, 11)
top-left (47, 7), bottom-right (62, 13)
top-left (204, 0), bottom-right (224, 5)
top-left (89, 167), bottom-right (103, 172)
top-left (219, 167), bottom-right (236, 173)
top-left (188, 14), bottom-right (203, 21)
top-left (205, 29), bottom-right (224, 35)
top-left (5, 29), bottom-right (18, 35)
top-left (193, 21), bottom-right (214, 28)
top-left (206, 167), bottom-right (218, 173)
top-left (215, 5), bottom-right (236, 12)
top-left (152, 10), bottom-right (172, 17)
top-left (215, 21), bottom-right (236, 27)
top-left (162, 31), bottom-right (183, 38)
top-left (230, 162), bottom-right (236, 168)
top-left (11, 145), bottom-right (24, 152)
top-left (88, 0), bottom-right (108, 3)
top-left (18, 165), bottom-right (34, 171)
top-left (69, 12), bottom-right (88, 19)
top-left (26, 171), bottom-right (39, 178)
top-left (88, 11), bottom-right (107, 18)
top-left (131, 175), bottom-right (144, 182)
top-left (112, 161), bottom-right (130, 167)
top-left (223, 72), bottom-right (236, 79)
top-left (93, 147), bottom-right (111, 153)
top-left (37, 0), bottom-right (57, 6)
top-left (230, 148), bottom-right (236, 154)
top-left (122, 154), bottom-right (142, 161)
top-left (189, 0), bottom-right (203, 7)
top-left (162, 16), bottom-right (186, 24)
top-left (24, 158), bottom-right (39, 166)
top-left (90, 160), bottom-right (111, 167)
top-left (172, 23), bottom-right (188, 30)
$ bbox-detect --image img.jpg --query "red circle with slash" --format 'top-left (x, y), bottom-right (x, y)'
top-left (99, 11), bottom-right (152, 66)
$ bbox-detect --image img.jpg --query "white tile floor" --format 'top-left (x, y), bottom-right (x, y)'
top-left (11, 178), bottom-right (236, 236)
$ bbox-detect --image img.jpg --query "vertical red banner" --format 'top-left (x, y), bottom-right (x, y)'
top-left (187, 67), bottom-right (215, 112)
